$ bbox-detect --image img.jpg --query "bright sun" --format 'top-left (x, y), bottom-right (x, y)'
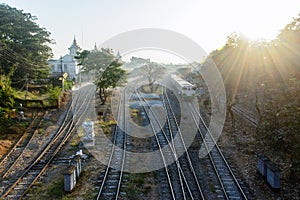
top-left (241, 26), bottom-right (279, 41)
top-left (230, 0), bottom-right (297, 41)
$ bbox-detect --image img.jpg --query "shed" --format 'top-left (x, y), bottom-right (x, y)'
top-left (63, 165), bottom-right (77, 192)
top-left (72, 155), bottom-right (82, 178)
top-left (266, 162), bottom-right (281, 189)
top-left (257, 154), bottom-right (270, 177)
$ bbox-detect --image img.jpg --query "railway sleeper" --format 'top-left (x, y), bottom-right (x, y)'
top-left (12, 186), bottom-right (25, 190)
top-left (102, 192), bottom-right (114, 196)
top-left (120, 191), bottom-right (126, 196)
top-left (106, 179), bottom-right (118, 184)
top-left (105, 185), bottom-right (117, 189)
top-left (28, 170), bottom-right (39, 175)
top-left (6, 194), bottom-right (21, 198)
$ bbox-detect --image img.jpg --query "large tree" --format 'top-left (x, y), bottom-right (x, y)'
top-left (202, 14), bottom-right (300, 179)
top-left (140, 62), bottom-right (166, 92)
top-left (76, 48), bottom-right (127, 104)
top-left (77, 48), bottom-right (115, 72)
top-left (0, 3), bottom-right (53, 80)
top-left (95, 60), bottom-right (126, 104)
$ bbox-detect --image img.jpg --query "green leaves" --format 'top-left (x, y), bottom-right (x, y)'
top-left (0, 3), bottom-right (53, 80)
top-left (76, 48), bottom-right (127, 104)
top-left (0, 75), bottom-right (15, 108)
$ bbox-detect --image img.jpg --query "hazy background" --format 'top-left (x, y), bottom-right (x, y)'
top-left (1, 0), bottom-right (299, 63)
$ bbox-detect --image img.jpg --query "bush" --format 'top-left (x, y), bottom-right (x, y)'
top-left (0, 75), bottom-right (15, 108)
top-left (48, 85), bottom-right (62, 99)
top-left (64, 80), bottom-right (73, 90)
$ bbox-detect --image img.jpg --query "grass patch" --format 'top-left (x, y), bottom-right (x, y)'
top-left (29, 177), bottom-right (65, 200)
top-left (124, 173), bottom-right (154, 199)
top-left (99, 120), bottom-right (115, 136)
top-left (38, 129), bottom-right (45, 135)
top-left (70, 137), bottom-right (79, 147)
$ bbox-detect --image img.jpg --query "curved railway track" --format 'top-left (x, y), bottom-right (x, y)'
top-left (0, 85), bottom-right (96, 200)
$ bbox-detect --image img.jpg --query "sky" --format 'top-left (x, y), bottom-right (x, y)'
top-left (1, 0), bottom-right (299, 63)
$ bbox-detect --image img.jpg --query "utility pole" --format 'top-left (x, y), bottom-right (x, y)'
top-left (25, 73), bottom-right (28, 100)
top-left (0, 41), bottom-right (3, 75)
top-left (60, 56), bottom-right (64, 91)
top-left (60, 56), bottom-right (63, 75)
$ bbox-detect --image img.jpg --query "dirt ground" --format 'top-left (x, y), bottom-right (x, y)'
top-left (0, 140), bottom-right (13, 158)
top-left (0, 119), bottom-right (29, 159)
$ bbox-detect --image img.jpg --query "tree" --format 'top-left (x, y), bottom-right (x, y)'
top-left (77, 48), bottom-right (127, 104)
top-left (207, 33), bottom-right (250, 126)
top-left (75, 50), bottom-right (90, 66)
top-left (95, 60), bottom-right (126, 104)
top-left (79, 48), bottom-right (115, 72)
top-left (0, 3), bottom-right (53, 80)
top-left (0, 74), bottom-right (15, 109)
top-left (257, 78), bottom-right (300, 177)
top-left (140, 62), bottom-right (166, 92)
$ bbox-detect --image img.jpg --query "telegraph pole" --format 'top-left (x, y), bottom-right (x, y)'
top-left (60, 56), bottom-right (63, 75)
top-left (60, 56), bottom-right (64, 91)
top-left (25, 73), bottom-right (28, 100)
top-left (0, 41), bottom-right (3, 75)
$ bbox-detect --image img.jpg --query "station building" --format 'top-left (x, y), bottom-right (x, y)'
top-left (48, 37), bottom-right (81, 82)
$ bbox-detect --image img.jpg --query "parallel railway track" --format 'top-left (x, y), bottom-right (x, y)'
top-left (0, 85), bottom-right (96, 200)
top-left (96, 88), bottom-right (127, 200)
top-left (232, 106), bottom-right (258, 126)
top-left (0, 110), bottom-right (46, 180)
top-left (136, 89), bottom-right (205, 200)
top-left (0, 82), bottom-right (253, 199)
top-left (189, 102), bottom-right (250, 200)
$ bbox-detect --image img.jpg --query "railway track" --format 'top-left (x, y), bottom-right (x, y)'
top-left (0, 110), bottom-right (46, 181)
top-left (96, 88), bottom-right (127, 200)
top-left (232, 106), bottom-right (258, 126)
top-left (0, 85), bottom-right (96, 200)
top-left (162, 88), bottom-right (205, 200)
top-left (136, 89), bottom-right (205, 200)
top-left (189, 103), bottom-right (250, 200)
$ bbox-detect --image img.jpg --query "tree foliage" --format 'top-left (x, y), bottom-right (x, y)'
top-left (75, 50), bottom-right (91, 66)
top-left (76, 48), bottom-right (127, 104)
top-left (202, 13), bottom-right (300, 178)
top-left (140, 62), bottom-right (167, 92)
top-left (0, 74), bottom-right (15, 109)
top-left (77, 48), bottom-right (115, 72)
top-left (0, 3), bottom-right (53, 80)
top-left (95, 60), bottom-right (127, 104)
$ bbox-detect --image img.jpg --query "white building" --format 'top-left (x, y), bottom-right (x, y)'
top-left (48, 37), bottom-right (81, 81)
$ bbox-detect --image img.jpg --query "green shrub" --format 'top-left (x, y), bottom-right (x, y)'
top-left (48, 85), bottom-right (62, 99)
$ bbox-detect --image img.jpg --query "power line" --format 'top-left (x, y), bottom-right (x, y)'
top-left (0, 45), bottom-right (45, 68)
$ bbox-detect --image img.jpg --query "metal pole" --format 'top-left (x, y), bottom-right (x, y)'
top-left (25, 74), bottom-right (28, 100)
top-left (60, 56), bottom-right (64, 91)
top-left (60, 56), bottom-right (63, 75)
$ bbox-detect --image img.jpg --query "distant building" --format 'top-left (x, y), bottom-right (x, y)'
top-left (130, 56), bottom-right (150, 65)
top-left (48, 37), bottom-right (81, 81)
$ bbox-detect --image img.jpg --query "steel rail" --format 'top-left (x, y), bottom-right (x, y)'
top-left (189, 103), bottom-right (248, 200)
top-left (163, 87), bottom-right (206, 200)
top-left (1, 85), bottom-right (95, 199)
top-left (96, 87), bottom-right (127, 200)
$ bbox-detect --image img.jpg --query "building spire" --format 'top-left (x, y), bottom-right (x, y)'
top-left (73, 35), bottom-right (78, 47)
top-left (94, 42), bottom-right (98, 51)
top-left (69, 36), bottom-right (81, 57)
